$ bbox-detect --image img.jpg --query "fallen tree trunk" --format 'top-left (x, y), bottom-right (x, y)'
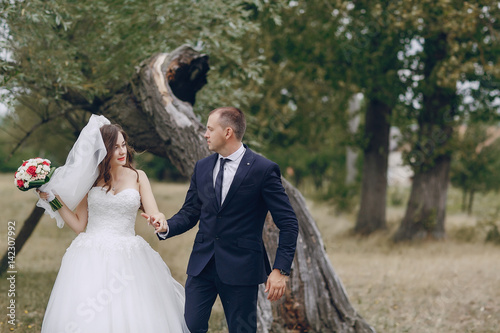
top-left (101, 45), bottom-right (375, 333)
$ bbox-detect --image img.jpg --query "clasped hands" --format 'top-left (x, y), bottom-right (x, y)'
top-left (141, 212), bottom-right (168, 234)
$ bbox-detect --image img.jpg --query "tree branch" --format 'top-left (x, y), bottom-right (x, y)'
top-left (6, 106), bottom-right (88, 160)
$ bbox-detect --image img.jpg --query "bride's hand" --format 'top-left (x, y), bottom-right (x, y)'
top-left (36, 189), bottom-right (52, 201)
top-left (141, 213), bottom-right (159, 228)
top-left (141, 213), bottom-right (168, 234)
top-left (141, 213), bottom-right (153, 226)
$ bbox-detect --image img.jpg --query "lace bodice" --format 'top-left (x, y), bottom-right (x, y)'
top-left (86, 187), bottom-right (140, 236)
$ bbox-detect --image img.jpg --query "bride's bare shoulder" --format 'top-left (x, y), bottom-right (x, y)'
top-left (125, 167), bottom-right (147, 181)
top-left (136, 169), bottom-right (148, 181)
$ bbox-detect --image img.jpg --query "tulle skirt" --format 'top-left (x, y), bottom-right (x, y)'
top-left (41, 232), bottom-right (189, 333)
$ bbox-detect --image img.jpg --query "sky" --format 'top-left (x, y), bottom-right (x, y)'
top-left (0, 89), bottom-right (10, 117)
top-left (1, 20), bottom-right (11, 117)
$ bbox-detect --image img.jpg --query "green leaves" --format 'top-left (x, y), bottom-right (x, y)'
top-left (0, 0), bottom-right (289, 164)
top-left (1, 0), bottom-right (279, 111)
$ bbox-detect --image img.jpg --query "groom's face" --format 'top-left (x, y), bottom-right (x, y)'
top-left (205, 113), bottom-right (226, 153)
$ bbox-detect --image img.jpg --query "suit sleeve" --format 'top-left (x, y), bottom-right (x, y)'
top-left (161, 162), bottom-right (202, 240)
top-left (261, 163), bottom-right (299, 273)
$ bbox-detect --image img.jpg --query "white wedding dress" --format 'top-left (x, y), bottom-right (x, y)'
top-left (41, 187), bottom-right (189, 333)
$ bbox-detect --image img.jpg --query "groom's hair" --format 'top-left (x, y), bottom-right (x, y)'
top-left (210, 107), bottom-right (246, 141)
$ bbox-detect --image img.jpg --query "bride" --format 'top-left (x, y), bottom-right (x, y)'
top-left (37, 115), bottom-right (189, 332)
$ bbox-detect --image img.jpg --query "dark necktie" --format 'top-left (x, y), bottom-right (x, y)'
top-left (215, 158), bottom-right (230, 207)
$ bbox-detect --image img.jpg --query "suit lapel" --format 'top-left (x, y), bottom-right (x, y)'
top-left (220, 147), bottom-right (255, 211)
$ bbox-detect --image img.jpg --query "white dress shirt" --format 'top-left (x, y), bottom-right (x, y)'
top-left (213, 144), bottom-right (246, 205)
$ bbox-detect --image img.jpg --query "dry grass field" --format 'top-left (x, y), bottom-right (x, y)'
top-left (0, 172), bottom-right (499, 333)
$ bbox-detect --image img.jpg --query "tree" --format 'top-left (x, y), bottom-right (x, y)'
top-left (394, 1), bottom-right (500, 241)
top-left (322, 1), bottom-right (409, 234)
top-left (451, 124), bottom-right (500, 215)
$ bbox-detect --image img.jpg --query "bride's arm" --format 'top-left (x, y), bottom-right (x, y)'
top-left (38, 191), bottom-right (89, 234)
top-left (137, 170), bottom-right (166, 227)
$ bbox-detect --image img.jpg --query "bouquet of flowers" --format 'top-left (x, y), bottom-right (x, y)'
top-left (14, 158), bottom-right (62, 211)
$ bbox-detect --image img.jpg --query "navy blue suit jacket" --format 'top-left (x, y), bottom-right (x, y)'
top-left (164, 147), bottom-right (299, 286)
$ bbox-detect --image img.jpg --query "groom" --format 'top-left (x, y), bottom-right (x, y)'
top-left (155, 106), bottom-right (298, 333)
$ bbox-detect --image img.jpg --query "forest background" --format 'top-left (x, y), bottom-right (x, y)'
top-left (0, 1), bottom-right (499, 332)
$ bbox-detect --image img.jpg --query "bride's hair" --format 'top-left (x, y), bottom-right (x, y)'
top-left (94, 123), bottom-right (139, 192)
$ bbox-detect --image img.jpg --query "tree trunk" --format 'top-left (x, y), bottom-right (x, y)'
top-left (0, 206), bottom-right (45, 276)
top-left (100, 45), bottom-right (375, 332)
top-left (467, 189), bottom-right (475, 216)
top-left (394, 155), bottom-right (451, 241)
top-left (461, 189), bottom-right (467, 213)
top-left (100, 46), bottom-right (209, 176)
top-left (355, 98), bottom-right (391, 235)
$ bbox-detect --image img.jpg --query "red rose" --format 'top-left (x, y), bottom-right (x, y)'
top-left (22, 161), bottom-right (28, 167)
top-left (42, 161), bottom-right (50, 166)
top-left (17, 180), bottom-right (24, 188)
top-left (26, 165), bottom-right (37, 177)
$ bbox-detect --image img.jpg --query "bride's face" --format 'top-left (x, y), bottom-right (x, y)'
top-left (111, 132), bottom-right (127, 168)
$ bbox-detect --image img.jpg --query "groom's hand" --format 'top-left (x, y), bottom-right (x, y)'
top-left (265, 269), bottom-right (288, 301)
top-left (155, 220), bottom-right (169, 234)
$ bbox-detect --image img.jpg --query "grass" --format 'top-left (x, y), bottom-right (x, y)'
top-left (0, 173), bottom-right (499, 332)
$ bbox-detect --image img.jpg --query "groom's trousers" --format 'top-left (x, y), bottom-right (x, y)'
top-left (184, 256), bottom-right (259, 333)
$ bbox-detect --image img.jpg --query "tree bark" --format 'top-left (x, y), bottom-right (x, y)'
top-left (394, 154), bottom-right (451, 241)
top-left (100, 45), bottom-right (375, 332)
top-left (0, 206), bottom-right (45, 276)
top-left (467, 189), bottom-right (475, 216)
top-left (355, 98), bottom-right (391, 235)
top-left (461, 189), bottom-right (467, 213)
